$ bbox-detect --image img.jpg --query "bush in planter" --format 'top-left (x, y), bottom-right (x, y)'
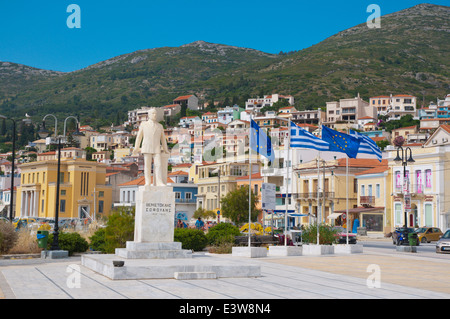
top-left (206, 222), bottom-right (240, 246)
top-left (0, 221), bottom-right (18, 254)
top-left (174, 228), bottom-right (207, 251)
top-left (302, 223), bottom-right (338, 245)
top-left (47, 232), bottom-right (89, 256)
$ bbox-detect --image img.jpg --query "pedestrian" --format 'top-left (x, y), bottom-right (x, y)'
top-left (195, 217), bottom-right (204, 230)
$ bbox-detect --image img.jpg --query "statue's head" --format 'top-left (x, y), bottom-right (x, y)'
top-left (148, 108), bottom-right (157, 121)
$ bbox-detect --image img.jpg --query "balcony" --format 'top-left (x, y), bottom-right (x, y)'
top-left (360, 196), bottom-right (375, 205)
top-left (175, 198), bottom-right (196, 204)
top-left (294, 192), bottom-right (335, 200)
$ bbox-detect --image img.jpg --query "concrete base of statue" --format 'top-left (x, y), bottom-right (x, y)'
top-left (82, 185), bottom-right (261, 280)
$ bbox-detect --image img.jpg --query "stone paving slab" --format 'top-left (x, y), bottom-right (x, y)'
top-left (1, 251), bottom-right (450, 300)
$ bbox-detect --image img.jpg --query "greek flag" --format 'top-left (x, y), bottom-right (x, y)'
top-left (349, 130), bottom-right (382, 162)
top-left (289, 122), bottom-right (330, 151)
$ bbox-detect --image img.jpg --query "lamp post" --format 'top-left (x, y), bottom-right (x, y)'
top-left (394, 146), bottom-right (415, 228)
top-left (38, 115), bottom-right (83, 251)
top-left (0, 115), bottom-right (16, 222)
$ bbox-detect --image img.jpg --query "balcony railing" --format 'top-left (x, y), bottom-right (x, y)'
top-left (175, 198), bottom-right (196, 204)
top-left (360, 196), bottom-right (375, 204)
top-left (293, 192), bottom-right (335, 200)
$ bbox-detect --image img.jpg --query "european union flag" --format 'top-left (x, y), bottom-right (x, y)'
top-left (321, 125), bottom-right (361, 158)
top-left (250, 119), bottom-right (275, 162)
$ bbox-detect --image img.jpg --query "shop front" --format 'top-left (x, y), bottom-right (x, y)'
top-left (334, 207), bottom-right (385, 235)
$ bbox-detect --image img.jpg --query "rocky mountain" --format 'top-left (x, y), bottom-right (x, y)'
top-left (0, 3), bottom-right (448, 125)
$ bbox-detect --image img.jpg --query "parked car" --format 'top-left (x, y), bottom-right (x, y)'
top-left (13, 218), bottom-right (38, 229)
top-left (392, 227), bottom-right (419, 246)
top-left (333, 226), bottom-right (357, 244)
top-left (436, 230), bottom-right (450, 253)
top-left (415, 227), bottom-right (443, 243)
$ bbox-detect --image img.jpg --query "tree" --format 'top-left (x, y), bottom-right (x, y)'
top-left (220, 185), bottom-right (259, 225)
top-left (193, 207), bottom-right (216, 220)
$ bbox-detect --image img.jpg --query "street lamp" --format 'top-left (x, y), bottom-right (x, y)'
top-left (0, 115), bottom-right (16, 222)
top-left (38, 115), bottom-right (82, 251)
top-left (394, 146), bottom-right (415, 228)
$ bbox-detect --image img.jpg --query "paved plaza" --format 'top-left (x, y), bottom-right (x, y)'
top-left (1, 247), bottom-right (449, 301)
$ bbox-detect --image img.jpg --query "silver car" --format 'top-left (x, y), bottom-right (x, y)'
top-left (436, 229), bottom-right (450, 253)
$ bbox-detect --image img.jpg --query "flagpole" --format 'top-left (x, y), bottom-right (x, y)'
top-left (248, 113), bottom-right (252, 248)
top-left (346, 156), bottom-right (349, 245)
top-left (285, 118), bottom-right (291, 246)
top-left (317, 152), bottom-right (320, 245)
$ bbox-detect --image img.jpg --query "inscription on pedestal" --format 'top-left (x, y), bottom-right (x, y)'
top-left (134, 186), bottom-right (175, 243)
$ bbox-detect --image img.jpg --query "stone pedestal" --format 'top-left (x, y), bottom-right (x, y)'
top-left (116, 241), bottom-right (192, 259)
top-left (82, 185), bottom-right (261, 280)
top-left (134, 185), bottom-right (175, 243)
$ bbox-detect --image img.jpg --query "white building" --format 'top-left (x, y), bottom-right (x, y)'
top-left (245, 94), bottom-right (294, 111)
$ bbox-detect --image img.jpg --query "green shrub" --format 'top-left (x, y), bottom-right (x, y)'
top-left (301, 223), bottom-right (338, 245)
top-left (174, 228), bottom-right (207, 251)
top-left (47, 232), bottom-right (89, 256)
top-left (88, 228), bottom-right (107, 253)
top-left (206, 222), bottom-right (240, 245)
top-left (0, 221), bottom-right (18, 254)
top-left (102, 208), bottom-right (135, 253)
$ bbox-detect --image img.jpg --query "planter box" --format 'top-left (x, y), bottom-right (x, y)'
top-left (302, 244), bottom-right (334, 255)
top-left (333, 244), bottom-right (363, 254)
top-left (268, 246), bottom-right (302, 256)
top-left (232, 247), bottom-right (267, 258)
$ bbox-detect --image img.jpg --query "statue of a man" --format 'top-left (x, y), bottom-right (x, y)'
top-left (132, 108), bottom-right (169, 186)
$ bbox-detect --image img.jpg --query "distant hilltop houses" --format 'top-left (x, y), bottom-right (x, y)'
top-left (3, 92), bottom-right (450, 233)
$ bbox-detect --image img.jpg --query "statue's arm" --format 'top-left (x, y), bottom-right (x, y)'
top-left (133, 126), bottom-right (143, 155)
top-left (161, 129), bottom-right (169, 153)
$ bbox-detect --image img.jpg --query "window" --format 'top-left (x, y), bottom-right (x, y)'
top-left (425, 204), bottom-right (433, 227)
top-left (61, 190), bottom-right (66, 196)
top-left (395, 203), bottom-right (402, 226)
top-left (416, 170), bottom-right (422, 193)
top-left (175, 192), bottom-right (181, 199)
top-left (99, 191), bottom-right (104, 197)
top-left (60, 199), bottom-right (66, 213)
top-left (368, 185), bottom-right (373, 197)
top-left (361, 185), bottom-right (365, 196)
top-left (185, 192), bottom-right (192, 200)
top-left (59, 172), bottom-right (64, 184)
top-left (41, 199), bottom-right (44, 213)
top-left (99, 200), bottom-right (104, 214)
top-left (425, 169), bottom-right (432, 188)
top-left (376, 184), bottom-right (380, 198)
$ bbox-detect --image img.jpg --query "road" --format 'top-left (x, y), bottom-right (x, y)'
top-left (360, 239), bottom-right (450, 260)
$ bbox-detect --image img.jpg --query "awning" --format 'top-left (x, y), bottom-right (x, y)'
top-left (289, 213), bottom-right (308, 217)
top-left (327, 213), bottom-right (343, 220)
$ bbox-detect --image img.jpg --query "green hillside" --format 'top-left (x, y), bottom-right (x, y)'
top-left (0, 3), bottom-right (448, 126)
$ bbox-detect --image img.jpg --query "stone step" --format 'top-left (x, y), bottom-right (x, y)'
top-left (174, 272), bottom-right (217, 280)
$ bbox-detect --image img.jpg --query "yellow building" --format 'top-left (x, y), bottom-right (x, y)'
top-left (16, 149), bottom-right (112, 220)
top-left (195, 155), bottom-right (261, 216)
top-left (294, 158), bottom-right (385, 230)
top-left (387, 143), bottom-right (450, 231)
top-left (354, 163), bottom-right (391, 235)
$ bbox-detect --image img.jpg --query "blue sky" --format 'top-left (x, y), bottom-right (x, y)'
top-left (0, 0), bottom-right (448, 72)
